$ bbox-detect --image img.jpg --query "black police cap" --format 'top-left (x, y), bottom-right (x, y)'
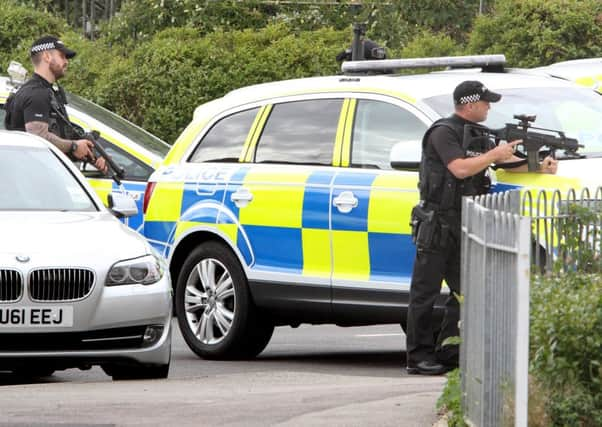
top-left (30, 36), bottom-right (76, 59)
top-left (453, 80), bottom-right (502, 105)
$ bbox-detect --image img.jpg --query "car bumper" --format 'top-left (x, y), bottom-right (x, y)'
top-left (0, 274), bottom-right (172, 368)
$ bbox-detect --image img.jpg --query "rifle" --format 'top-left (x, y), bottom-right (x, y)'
top-left (51, 103), bottom-right (126, 185)
top-left (463, 114), bottom-right (583, 172)
top-left (77, 129), bottom-right (126, 185)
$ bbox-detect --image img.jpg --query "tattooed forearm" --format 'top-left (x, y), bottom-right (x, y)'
top-left (25, 121), bottom-right (71, 153)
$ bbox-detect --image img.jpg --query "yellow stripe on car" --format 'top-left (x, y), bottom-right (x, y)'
top-left (368, 174), bottom-right (420, 234)
top-left (332, 230), bottom-right (370, 281)
top-left (243, 105), bottom-right (272, 162)
top-left (340, 99), bottom-right (356, 167)
top-left (332, 99), bottom-right (351, 166)
top-left (302, 228), bottom-right (331, 278)
top-left (87, 178), bottom-right (113, 206)
top-left (496, 170), bottom-right (581, 192)
top-left (239, 106), bottom-right (266, 162)
top-left (145, 182), bottom-right (185, 222)
top-left (164, 119), bottom-right (210, 165)
top-left (238, 169), bottom-right (308, 228)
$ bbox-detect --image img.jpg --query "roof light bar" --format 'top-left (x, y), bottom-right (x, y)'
top-left (341, 54), bottom-right (506, 74)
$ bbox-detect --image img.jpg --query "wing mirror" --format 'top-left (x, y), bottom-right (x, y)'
top-left (389, 141), bottom-right (421, 170)
top-left (108, 192), bottom-right (138, 218)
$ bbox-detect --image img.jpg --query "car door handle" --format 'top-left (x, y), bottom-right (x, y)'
top-left (333, 191), bottom-right (358, 213)
top-left (231, 188), bottom-right (253, 208)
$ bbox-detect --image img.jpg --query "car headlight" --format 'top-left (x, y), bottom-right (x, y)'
top-left (106, 255), bottom-right (163, 286)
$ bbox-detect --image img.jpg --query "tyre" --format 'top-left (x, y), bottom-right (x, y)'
top-left (102, 362), bottom-right (170, 380)
top-left (175, 241), bottom-right (274, 360)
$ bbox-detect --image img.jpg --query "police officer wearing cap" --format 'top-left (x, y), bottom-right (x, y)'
top-left (5, 35), bottom-right (106, 172)
top-left (405, 80), bottom-right (558, 376)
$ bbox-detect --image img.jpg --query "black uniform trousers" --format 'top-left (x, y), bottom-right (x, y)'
top-left (406, 225), bottom-right (461, 368)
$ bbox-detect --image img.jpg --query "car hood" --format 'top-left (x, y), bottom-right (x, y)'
top-left (0, 211), bottom-right (149, 267)
top-left (556, 156), bottom-right (602, 190)
top-left (496, 156), bottom-right (602, 192)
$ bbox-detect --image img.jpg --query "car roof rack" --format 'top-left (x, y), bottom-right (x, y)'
top-left (341, 54), bottom-right (506, 75)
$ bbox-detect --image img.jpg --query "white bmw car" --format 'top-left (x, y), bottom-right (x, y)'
top-left (0, 130), bottom-right (172, 380)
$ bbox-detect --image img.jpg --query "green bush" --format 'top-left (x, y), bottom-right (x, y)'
top-left (103, 0), bottom-right (275, 45)
top-left (391, 0), bottom-right (480, 42)
top-left (395, 30), bottom-right (463, 64)
top-left (530, 272), bottom-right (602, 425)
top-left (93, 24), bottom-right (348, 143)
top-left (468, 0), bottom-right (602, 67)
top-left (0, 0), bottom-right (69, 72)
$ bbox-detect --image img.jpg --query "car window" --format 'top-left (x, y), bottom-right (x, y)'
top-left (255, 99), bottom-right (341, 165)
top-left (0, 105), bottom-right (5, 129)
top-left (80, 137), bottom-right (154, 181)
top-left (66, 92), bottom-right (170, 157)
top-left (0, 146), bottom-right (96, 211)
top-left (351, 100), bottom-right (427, 169)
top-left (189, 107), bottom-right (259, 163)
top-left (424, 86), bottom-right (602, 154)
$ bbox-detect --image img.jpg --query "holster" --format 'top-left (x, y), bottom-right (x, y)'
top-left (410, 204), bottom-right (437, 249)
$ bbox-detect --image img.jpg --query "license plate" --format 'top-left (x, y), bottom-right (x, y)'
top-left (0, 306), bottom-right (73, 327)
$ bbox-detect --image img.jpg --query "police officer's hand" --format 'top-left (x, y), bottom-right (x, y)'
top-left (94, 157), bottom-right (108, 174)
top-left (72, 139), bottom-right (95, 160)
top-left (539, 156), bottom-right (558, 174)
top-left (490, 140), bottom-right (521, 162)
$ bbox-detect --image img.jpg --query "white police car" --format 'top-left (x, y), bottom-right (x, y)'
top-left (142, 55), bottom-right (602, 360)
top-left (0, 63), bottom-right (170, 232)
top-left (535, 57), bottom-right (602, 93)
top-left (0, 130), bottom-right (171, 379)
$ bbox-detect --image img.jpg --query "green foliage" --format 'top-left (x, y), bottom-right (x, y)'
top-left (437, 369), bottom-right (467, 426)
top-left (468, 0), bottom-right (602, 67)
top-left (102, 0), bottom-right (478, 52)
top-left (555, 202), bottom-right (602, 273)
top-left (530, 271), bottom-right (602, 425)
top-left (93, 24), bottom-right (348, 143)
top-left (398, 29), bottom-right (463, 59)
top-left (103, 0), bottom-right (274, 45)
top-left (0, 0), bottom-right (68, 72)
top-left (389, 0), bottom-right (480, 41)
top-left (58, 34), bottom-right (115, 100)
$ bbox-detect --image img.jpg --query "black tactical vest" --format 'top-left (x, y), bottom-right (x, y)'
top-left (418, 117), bottom-right (490, 212)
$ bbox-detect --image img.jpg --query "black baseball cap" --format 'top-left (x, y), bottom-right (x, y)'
top-left (30, 36), bottom-right (76, 59)
top-left (453, 80), bottom-right (501, 105)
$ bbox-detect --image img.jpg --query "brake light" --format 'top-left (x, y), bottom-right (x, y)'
top-left (143, 181), bottom-right (157, 215)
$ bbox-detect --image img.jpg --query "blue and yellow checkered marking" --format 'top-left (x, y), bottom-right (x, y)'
top-left (302, 171), bottom-right (334, 229)
top-left (145, 165), bottom-right (420, 284)
top-left (330, 172), bottom-right (419, 282)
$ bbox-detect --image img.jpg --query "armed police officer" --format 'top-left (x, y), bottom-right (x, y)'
top-left (405, 80), bottom-right (557, 376)
top-left (5, 36), bottom-right (106, 172)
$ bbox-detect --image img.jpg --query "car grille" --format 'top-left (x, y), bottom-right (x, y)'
top-left (0, 269), bottom-right (23, 302)
top-left (28, 268), bottom-right (95, 301)
top-left (0, 325), bottom-right (148, 351)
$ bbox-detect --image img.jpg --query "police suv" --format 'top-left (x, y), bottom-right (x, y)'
top-left (142, 54), bottom-right (602, 360)
top-left (0, 62), bottom-right (170, 232)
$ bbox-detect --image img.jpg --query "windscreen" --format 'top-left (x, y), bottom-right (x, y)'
top-left (0, 146), bottom-right (97, 211)
top-left (66, 92), bottom-right (170, 157)
top-left (424, 87), bottom-right (602, 154)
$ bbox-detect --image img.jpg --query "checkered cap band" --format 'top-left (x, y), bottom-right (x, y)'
top-left (31, 42), bottom-right (57, 53)
top-left (458, 93), bottom-right (481, 104)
